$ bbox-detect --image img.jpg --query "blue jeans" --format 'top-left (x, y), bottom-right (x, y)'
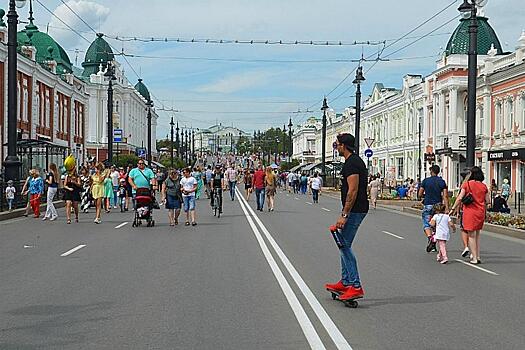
top-left (112, 186), bottom-right (119, 206)
top-left (228, 181), bottom-right (236, 200)
top-left (340, 212), bottom-right (367, 288)
top-left (312, 189), bottom-right (319, 202)
top-left (255, 188), bottom-right (265, 210)
top-left (183, 196), bottom-right (196, 212)
top-left (300, 183), bottom-right (307, 194)
top-left (422, 205), bottom-right (434, 231)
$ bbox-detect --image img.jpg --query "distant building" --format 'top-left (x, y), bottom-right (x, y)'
top-left (194, 124), bottom-right (251, 155)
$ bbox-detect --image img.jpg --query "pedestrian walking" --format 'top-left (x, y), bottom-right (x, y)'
top-left (265, 167), bottom-right (277, 211)
top-left (192, 166), bottom-right (204, 200)
top-left (252, 164), bottom-right (266, 211)
top-left (20, 170), bottom-right (33, 216)
top-left (430, 203), bottom-right (456, 264)
top-left (128, 159), bottom-right (157, 210)
top-left (42, 163), bottom-right (59, 221)
top-left (205, 165), bottom-right (213, 198)
top-left (244, 169), bottom-right (253, 201)
top-left (162, 169), bottom-right (182, 226)
top-left (63, 168), bottom-right (81, 224)
top-left (225, 164), bottom-right (238, 201)
top-left (300, 172), bottom-right (308, 194)
top-left (103, 169), bottom-right (113, 213)
top-left (325, 133), bottom-right (369, 302)
top-left (110, 166), bottom-right (120, 209)
top-left (310, 172), bottom-right (322, 203)
top-left (450, 166), bottom-right (490, 264)
top-left (418, 165), bottom-right (449, 253)
top-left (287, 171), bottom-right (295, 193)
top-left (124, 165), bottom-right (133, 211)
top-left (368, 175), bottom-right (380, 209)
top-left (180, 167), bottom-right (198, 226)
top-left (293, 172), bottom-right (300, 194)
top-left (5, 180), bottom-right (16, 212)
top-left (26, 169), bottom-right (44, 218)
top-left (118, 178), bottom-right (127, 212)
top-left (91, 162), bottom-right (106, 224)
top-left (79, 167), bottom-right (91, 213)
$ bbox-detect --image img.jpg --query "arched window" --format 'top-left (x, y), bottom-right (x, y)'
top-left (495, 101), bottom-right (502, 133)
top-left (506, 98), bottom-right (514, 132)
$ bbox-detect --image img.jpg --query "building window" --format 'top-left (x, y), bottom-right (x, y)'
top-left (477, 106), bottom-right (484, 135)
top-left (522, 95), bottom-right (525, 128)
top-left (495, 102), bottom-right (502, 133)
top-left (396, 157), bottom-right (404, 179)
top-left (506, 99), bottom-right (514, 132)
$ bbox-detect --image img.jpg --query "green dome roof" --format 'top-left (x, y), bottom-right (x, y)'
top-left (445, 17), bottom-right (503, 56)
top-left (82, 33), bottom-right (115, 77)
top-left (134, 79), bottom-right (151, 102)
top-left (17, 21), bottom-right (73, 74)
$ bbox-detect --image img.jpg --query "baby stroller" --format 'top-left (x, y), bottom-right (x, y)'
top-left (132, 187), bottom-right (155, 227)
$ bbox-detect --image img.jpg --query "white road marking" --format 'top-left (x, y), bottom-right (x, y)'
top-left (322, 208), bottom-right (331, 212)
top-left (23, 245), bottom-right (34, 249)
top-left (236, 190), bottom-right (326, 349)
top-left (306, 202), bottom-right (313, 205)
top-left (381, 230), bottom-right (405, 240)
top-left (60, 245), bottom-right (86, 257)
top-left (295, 197), bottom-right (300, 200)
top-left (453, 259), bottom-right (499, 276)
top-left (115, 222), bottom-right (128, 229)
top-left (237, 188), bottom-right (353, 350)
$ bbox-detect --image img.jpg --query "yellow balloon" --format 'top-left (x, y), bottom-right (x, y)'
top-left (64, 155), bottom-right (76, 172)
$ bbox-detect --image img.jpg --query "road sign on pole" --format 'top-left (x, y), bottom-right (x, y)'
top-left (364, 137), bottom-right (375, 148)
top-left (137, 148), bottom-right (146, 158)
top-left (113, 128), bottom-right (123, 143)
top-left (364, 148), bottom-right (373, 158)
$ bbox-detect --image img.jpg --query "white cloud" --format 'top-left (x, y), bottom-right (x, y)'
top-left (195, 70), bottom-right (277, 94)
top-left (48, 0), bottom-right (110, 49)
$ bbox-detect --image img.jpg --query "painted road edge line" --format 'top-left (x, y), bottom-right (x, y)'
top-left (60, 244), bottom-right (86, 257)
top-left (237, 188), bottom-right (352, 350)
top-left (381, 231), bottom-right (405, 240)
top-left (322, 208), bottom-right (331, 212)
top-left (453, 259), bottom-right (499, 276)
top-left (115, 222), bottom-right (128, 229)
top-left (306, 202), bottom-right (313, 205)
top-left (237, 190), bottom-right (326, 349)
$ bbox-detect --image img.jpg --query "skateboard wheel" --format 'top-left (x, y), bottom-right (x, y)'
top-left (331, 293), bottom-right (337, 300)
top-left (344, 300), bottom-right (358, 308)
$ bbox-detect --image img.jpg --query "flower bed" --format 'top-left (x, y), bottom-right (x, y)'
top-left (486, 212), bottom-right (525, 230)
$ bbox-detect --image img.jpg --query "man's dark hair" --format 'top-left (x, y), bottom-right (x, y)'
top-left (336, 133), bottom-right (355, 153)
top-left (430, 165), bottom-right (440, 175)
top-left (469, 166), bottom-right (485, 182)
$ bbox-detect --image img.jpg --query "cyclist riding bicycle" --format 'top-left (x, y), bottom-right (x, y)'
top-left (210, 164), bottom-right (226, 214)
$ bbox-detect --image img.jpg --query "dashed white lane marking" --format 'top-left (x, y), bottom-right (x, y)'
top-left (236, 189), bottom-right (326, 349)
top-left (306, 202), bottom-right (313, 205)
top-left (115, 222), bottom-right (128, 229)
top-left (454, 259), bottom-right (499, 276)
top-left (381, 230), bottom-right (405, 240)
top-left (60, 244), bottom-right (86, 257)
top-left (237, 188), bottom-right (353, 350)
top-left (322, 208), bottom-right (331, 212)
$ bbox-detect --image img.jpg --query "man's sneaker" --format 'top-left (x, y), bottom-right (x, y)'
top-left (339, 286), bottom-right (364, 301)
top-left (431, 243), bottom-right (437, 252)
top-left (461, 247), bottom-right (470, 258)
top-left (325, 280), bottom-right (349, 294)
top-left (426, 237), bottom-right (435, 253)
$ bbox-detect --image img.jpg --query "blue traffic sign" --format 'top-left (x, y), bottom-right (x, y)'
top-left (364, 148), bottom-right (373, 158)
top-left (137, 148), bottom-right (146, 158)
top-left (113, 128), bottom-right (123, 143)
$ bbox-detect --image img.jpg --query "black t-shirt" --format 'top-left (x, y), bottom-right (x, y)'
top-left (46, 173), bottom-right (58, 188)
top-left (340, 154), bottom-right (369, 213)
top-left (211, 173), bottom-right (224, 188)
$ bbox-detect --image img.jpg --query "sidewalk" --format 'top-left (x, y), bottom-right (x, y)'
top-left (322, 187), bottom-right (525, 241)
top-left (0, 201), bottom-right (65, 221)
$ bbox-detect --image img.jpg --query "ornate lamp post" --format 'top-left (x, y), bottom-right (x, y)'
top-left (353, 66), bottom-right (365, 157)
top-left (104, 61), bottom-right (117, 164)
top-left (170, 117), bottom-right (175, 167)
top-left (458, 0), bottom-right (479, 168)
top-left (3, 0), bottom-right (28, 181)
top-left (175, 122), bottom-right (180, 159)
top-left (288, 118), bottom-right (293, 161)
top-left (321, 97), bottom-right (329, 182)
top-left (146, 100), bottom-right (153, 166)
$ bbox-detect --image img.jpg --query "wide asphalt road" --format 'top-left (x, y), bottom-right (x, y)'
top-left (1, 187), bottom-right (525, 349)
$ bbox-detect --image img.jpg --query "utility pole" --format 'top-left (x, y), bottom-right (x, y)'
top-left (353, 66), bottom-right (365, 157)
top-left (175, 121), bottom-right (180, 159)
top-left (321, 97), bottom-right (329, 183)
top-left (170, 117), bottom-right (175, 167)
top-left (104, 61), bottom-right (116, 164)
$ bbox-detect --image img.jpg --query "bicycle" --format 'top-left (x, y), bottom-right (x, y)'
top-left (212, 188), bottom-right (222, 218)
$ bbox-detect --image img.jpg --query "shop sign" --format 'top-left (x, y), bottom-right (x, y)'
top-left (488, 148), bottom-right (525, 161)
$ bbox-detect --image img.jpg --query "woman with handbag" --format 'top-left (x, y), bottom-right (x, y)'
top-left (162, 169), bottom-right (182, 226)
top-left (450, 166), bottom-right (491, 264)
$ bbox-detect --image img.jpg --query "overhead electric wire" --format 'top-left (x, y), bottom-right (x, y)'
top-left (34, 0), bottom-right (91, 44)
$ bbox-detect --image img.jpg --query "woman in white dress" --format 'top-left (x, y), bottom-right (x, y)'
top-left (368, 176), bottom-right (380, 209)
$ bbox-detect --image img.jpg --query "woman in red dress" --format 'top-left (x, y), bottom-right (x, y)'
top-left (450, 167), bottom-right (491, 264)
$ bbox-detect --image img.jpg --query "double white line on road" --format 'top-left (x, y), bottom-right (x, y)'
top-left (236, 188), bottom-right (352, 350)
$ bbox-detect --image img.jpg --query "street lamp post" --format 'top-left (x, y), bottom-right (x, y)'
top-left (185, 130), bottom-right (189, 165)
top-left (170, 117), bottom-right (175, 167)
top-left (353, 66), bottom-right (365, 157)
top-left (104, 61), bottom-right (117, 164)
top-left (321, 97), bottom-right (329, 182)
top-left (418, 113), bottom-right (422, 181)
top-left (288, 118), bottom-right (293, 162)
top-left (146, 101), bottom-right (153, 166)
top-left (191, 129), bottom-right (195, 164)
top-left (175, 122), bottom-right (180, 159)
top-left (459, 0), bottom-right (479, 168)
top-left (3, 0), bottom-right (27, 181)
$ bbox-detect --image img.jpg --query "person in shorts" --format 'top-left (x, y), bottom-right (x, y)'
top-left (180, 167), bottom-right (197, 226)
top-left (418, 165), bottom-right (449, 253)
top-left (162, 169), bottom-right (182, 226)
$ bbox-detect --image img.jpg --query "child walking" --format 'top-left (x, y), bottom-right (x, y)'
top-left (430, 203), bottom-right (456, 264)
top-left (5, 180), bottom-right (16, 212)
top-left (118, 178), bottom-right (127, 212)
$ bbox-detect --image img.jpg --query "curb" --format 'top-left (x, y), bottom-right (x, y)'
top-left (386, 205), bottom-right (525, 240)
top-left (0, 201), bottom-right (66, 222)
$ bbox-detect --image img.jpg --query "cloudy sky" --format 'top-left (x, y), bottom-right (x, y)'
top-left (16, 0), bottom-right (525, 134)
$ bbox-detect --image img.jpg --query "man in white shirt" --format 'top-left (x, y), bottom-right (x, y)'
top-left (287, 172), bottom-right (295, 193)
top-left (110, 166), bottom-right (120, 208)
top-left (310, 172), bottom-right (322, 203)
top-left (224, 165), bottom-right (238, 201)
top-left (180, 167), bottom-right (198, 226)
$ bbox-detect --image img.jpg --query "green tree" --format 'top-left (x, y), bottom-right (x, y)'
top-left (235, 135), bottom-right (252, 155)
top-left (114, 154), bottom-right (139, 168)
top-left (281, 159), bottom-right (299, 171)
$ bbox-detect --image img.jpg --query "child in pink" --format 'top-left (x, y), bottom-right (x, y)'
top-left (430, 204), bottom-right (456, 264)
